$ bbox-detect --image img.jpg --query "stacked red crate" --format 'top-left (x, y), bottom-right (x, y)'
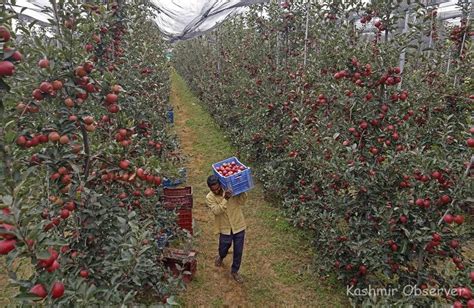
top-left (163, 187), bottom-right (193, 234)
top-left (163, 248), bottom-right (197, 283)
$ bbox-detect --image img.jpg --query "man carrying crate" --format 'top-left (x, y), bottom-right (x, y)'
top-left (206, 175), bottom-right (247, 284)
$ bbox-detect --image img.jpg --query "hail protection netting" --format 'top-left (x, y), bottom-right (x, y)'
top-left (9, 0), bottom-right (52, 25)
top-left (8, 0), bottom-right (269, 42)
top-left (151, 0), bottom-right (269, 42)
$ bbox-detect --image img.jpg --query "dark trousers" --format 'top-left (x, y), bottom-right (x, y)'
top-left (218, 230), bottom-right (245, 273)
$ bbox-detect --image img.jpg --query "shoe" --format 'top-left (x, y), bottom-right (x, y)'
top-left (214, 255), bottom-right (223, 267)
top-left (231, 272), bottom-right (244, 284)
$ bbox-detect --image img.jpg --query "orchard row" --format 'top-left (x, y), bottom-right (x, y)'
top-left (174, 1), bottom-right (473, 306)
top-left (1, 1), bottom-right (184, 305)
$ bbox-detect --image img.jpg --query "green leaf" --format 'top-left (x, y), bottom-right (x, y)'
top-left (131, 275), bottom-right (141, 286)
top-left (138, 246), bottom-right (151, 256)
top-left (117, 216), bottom-right (126, 225)
top-left (111, 272), bottom-right (122, 285)
top-left (43, 238), bottom-right (68, 246)
top-left (69, 163), bottom-right (81, 174)
top-left (15, 294), bottom-right (41, 301)
top-left (167, 295), bottom-right (180, 306)
top-left (13, 167), bottom-right (36, 196)
top-left (0, 78), bottom-right (11, 92)
top-left (2, 195), bottom-right (13, 206)
top-left (122, 290), bottom-right (136, 304)
top-left (36, 250), bottom-right (51, 260)
top-left (86, 284), bottom-right (96, 298)
top-left (4, 130), bottom-right (16, 143)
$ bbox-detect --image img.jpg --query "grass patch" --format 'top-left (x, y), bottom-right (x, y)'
top-left (210, 297), bottom-right (224, 307)
top-left (0, 257), bottom-right (34, 306)
top-left (273, 260), bottom-right (302, 284)
top-left (171, 71), bottom-right (234, 162)
top-left (247, 288), bottom-right (274, 305)
top-left (255, 206), bottom-right (314, 251)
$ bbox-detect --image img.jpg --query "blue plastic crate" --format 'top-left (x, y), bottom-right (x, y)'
top-left (162, 168), bottom-right (187, 188)
top-left (212, 157), bottom-right (254, 196)
top-left (156, 234), bottom-right (169, 249)
top-left (162, 178), bottom-right (173, 187)
top-left (163, 177), bottom-right (183, 188)
top-left (166, 110), bottom-right (174, 124)
top-left (156, 230), bottom-right (173, 249)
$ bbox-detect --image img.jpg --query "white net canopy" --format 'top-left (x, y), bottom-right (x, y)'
top-left (151, 0), bottom-right (268, 42)
top-left (7, 0), bottom-right (269, 42)
top-left (7, 1), bottom-right (466, 42)
top-left (10, 0), bottom-right (52, 25)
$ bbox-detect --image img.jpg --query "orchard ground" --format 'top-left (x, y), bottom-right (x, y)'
top-left (170, 70), bottom-right (348, 307)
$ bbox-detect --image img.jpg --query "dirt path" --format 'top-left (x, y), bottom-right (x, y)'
top-left (170, 71), bottom-right (348, 307)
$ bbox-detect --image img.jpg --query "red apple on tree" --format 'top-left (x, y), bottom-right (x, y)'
top-left (0, 239), bottom-right (16, 254)
top-left (105, 93), bottom-right (118, 104)
top-left (467, 138), bottom-right (474, 148)
top-left (52, 80), bottom-right (63, 90)
top-left (60, 209), bottom-right (70, 219)
top-left (0, 61), bottom-right (15, 76)
top-left (47, 260), bottom-right (60, 272)
top-left (39, 82), bottom-right (53, 93)
top-left (59, 135), bottom-right (70, 145)
top-left (30, 284), bottom-right (47, 298)
top-left (119, 160), bottom-right (130, 170)
top-left (80, 269), bottom-right (89, 278)
top-left (454, 215), bottom-right (464, 225)
top-left (0, 26), bottom-right (11, 42)
top-left (443, 214), bottom-right (454, 224)
top-left (32, 89), bottom-right (44, 100)
top-left (51, 281), bottom-right (65, 299)
top-left (108, 104), bottom-right (119, 113)
top-left (38, 58), bottom-right (49, 68)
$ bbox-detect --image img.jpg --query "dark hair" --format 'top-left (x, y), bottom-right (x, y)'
top-left (207, 175), bottom-right (219, 187)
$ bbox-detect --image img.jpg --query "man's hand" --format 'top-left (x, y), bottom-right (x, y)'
top-left (224, 190), bottom-right (232, 200)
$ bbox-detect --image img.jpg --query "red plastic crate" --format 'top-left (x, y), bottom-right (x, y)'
top-left (179, 224), bottom-right (193, 230)
top-left (178, 212), bottom-right (192, 219)
top-left (178, 217), bottom-right (192, 224)
top-left (163, 187), bottom-right (192, 197)
top-left (177, 208), bottom-right (192, 215)
top-left (178, 216), bottom-right (192, 223)
top-left (163, 195), bottom-right (193, 210)
top-left (163, 248), bottom-right (197, 283)
top-left (177, 208), bottom-right (192, 218)
top-left (178, 220), bottom-right (193, 226)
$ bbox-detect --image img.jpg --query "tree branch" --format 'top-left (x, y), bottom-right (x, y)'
top-left (80, 124), bottom-right (91, 181)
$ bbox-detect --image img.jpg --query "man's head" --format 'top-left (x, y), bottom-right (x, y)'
top-left (207, 175), bottom-right (222, 195)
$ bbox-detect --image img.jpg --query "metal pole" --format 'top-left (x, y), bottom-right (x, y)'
top-left (216, 30), bottom-right (221, 79)
top-left (427, 11), bottom-right (433, 58)
top-left (446, 52), bottom-right (451, 74)
top-left (454, 1), bottom-right (470, 87)
top-left (303, 1), bottom-right (310, 67)
top-left (398, 9), bottom-right (410, 90)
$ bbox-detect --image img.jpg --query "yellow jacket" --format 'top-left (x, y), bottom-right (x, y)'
top-left (206, 191), bottom-right (247, 235)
